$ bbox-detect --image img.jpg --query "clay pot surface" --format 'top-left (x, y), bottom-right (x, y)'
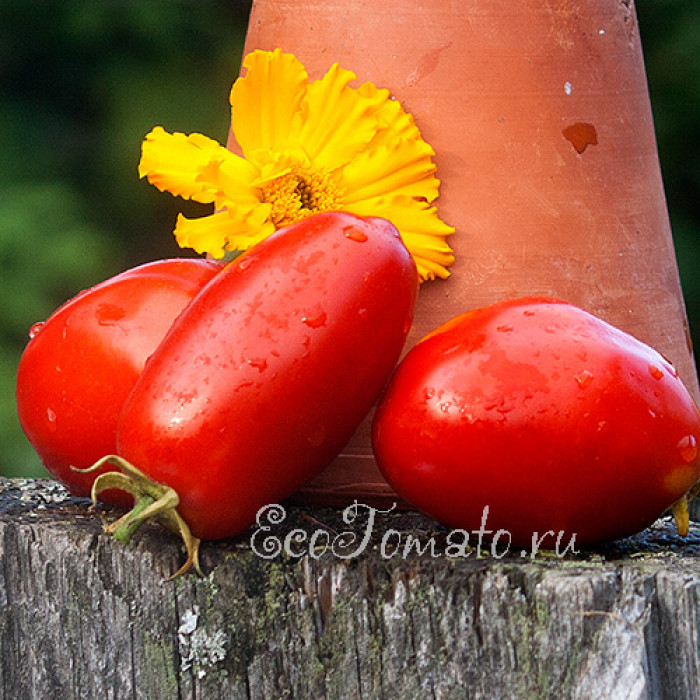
top-left (235, 0), bottom-right (699, 505)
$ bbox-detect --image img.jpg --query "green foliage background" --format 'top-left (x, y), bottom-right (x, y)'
top-left (1, 0), bottom-right (250, 476)
top-left (1, 1), bottom-right (698, 478)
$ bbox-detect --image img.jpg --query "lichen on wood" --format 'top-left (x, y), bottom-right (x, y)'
top-left (2, 478), bottom-right (700, 699)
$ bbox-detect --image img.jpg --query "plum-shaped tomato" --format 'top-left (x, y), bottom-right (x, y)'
top-left (372, 297), bottom-right (700, 548)
top-left (16, 258), bottom-right (223, 502)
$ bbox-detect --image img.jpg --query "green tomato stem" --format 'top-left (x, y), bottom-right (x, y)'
top-left (112, 495), bottom-right (156, 544)
top-left (72, 455), bottom-right (202, 578)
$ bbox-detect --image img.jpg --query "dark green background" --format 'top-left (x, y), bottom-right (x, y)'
top-left (2, 1), bottom-right (698, 478)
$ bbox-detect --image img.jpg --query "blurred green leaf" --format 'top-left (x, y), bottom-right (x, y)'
top-left (0, 343), bottom-right (47, 478)
top-left (637, 0), bottom-right (700, 362)
top-left (0, 182), bottom-right (122, 344)
top-left (0, 182), bottom-right (122, 476)
top-left (0, 0), bottom-right (250, 477)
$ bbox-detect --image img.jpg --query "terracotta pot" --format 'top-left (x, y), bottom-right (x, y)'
top-left (234, 0), bottom-right (699, 506)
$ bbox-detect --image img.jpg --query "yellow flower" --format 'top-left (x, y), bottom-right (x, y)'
top-left (139, 49), bottom-right (455, 281)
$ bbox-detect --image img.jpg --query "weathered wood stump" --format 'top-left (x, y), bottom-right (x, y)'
top-left (2, 478), bottom-right (700, 699)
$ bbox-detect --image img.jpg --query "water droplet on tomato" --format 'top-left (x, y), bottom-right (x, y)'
top-left (439, 402), bottom-right (451, 413)
top-left (358, 308), bottom-right (368, 319)
top-left (678, 435), bottom-right (698, 464)
top-left (237, 255), bottom-right (254, 271)
top-left (659, 356), bottom-right (680, 378)
top-left (46, 408), bottom-right (57, 432)
top-left (234, 380), bottom-right (255, 393)
top-left (460, 408), bottom-right (476, 423)
top-left (648, 365), bottom-right (664, 381)
top-left (496, 324), bottom-right (514, 333)
top-left (300, 336), bottom-right (312, 358)
top-left (574, 370), bottom-right (594, 389)
top-left (96, 303), bottom-right (126, 326)
top-left (302, 304), bottom-right (327, 328)
top-left (178, 389), bottom-right (198, 405)
top-left (246, 357), bottom-right (268, 372)
top-left (343, 227), bottom-right (368, 243)
top-left (29, 322), bottom-right (45, 339)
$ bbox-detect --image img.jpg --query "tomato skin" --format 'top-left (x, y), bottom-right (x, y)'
top-left (16, 258), bottom-right (223, 501)
top-left (372, 297), bottom-right (700, 547)
top-left (117, 212), bottom-right (418, 540)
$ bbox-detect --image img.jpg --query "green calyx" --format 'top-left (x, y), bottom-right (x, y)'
top-left (74, 455), bottom-right (202, 579)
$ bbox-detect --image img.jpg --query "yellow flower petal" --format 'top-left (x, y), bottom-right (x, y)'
top-left (138, 127), bottom-right (225, 204)
top-left (297, 64), bottom-right (387, 171)
top-left (348, 195), bottom-right (455, 281)
top-left (173, 210), bottom-right (232, 258)
top-left (341, 137), bottom-right (440, 204)
top-left (174, 208), bottom-right (275, 258)
top-left (249, 149), bottom-right (300, 187)
top-left (361, 83), bottom-right (426, 148)
top-left (230, 49), bottom-right (308, 157)
top-left (196, 151), bottom-right (261, 210)
top-left (340, 84), bottom-right (441, 203)
top-left (142, 50), bottom-right (455, 280)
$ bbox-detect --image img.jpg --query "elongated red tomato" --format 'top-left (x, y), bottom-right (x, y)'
top-left (116, 212), bottom-right (418, 540)
top-left (16, 258), bottom-right (223, 501)
top-left (372, 297), bottom-right (700, 547)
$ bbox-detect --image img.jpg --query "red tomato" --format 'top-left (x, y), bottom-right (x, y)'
top-left (372, 297), bottom-right (700, 547)
top-left (115, 212), bottom-right (418, 540)
top-left (16, 258), bottom-right (223, 501)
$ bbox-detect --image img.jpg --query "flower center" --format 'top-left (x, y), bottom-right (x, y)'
top-left (260, 165), bottom-right (345, 227)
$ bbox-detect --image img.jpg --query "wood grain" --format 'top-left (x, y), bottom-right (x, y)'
top-left (2, 478), bottom-right (700, 699)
